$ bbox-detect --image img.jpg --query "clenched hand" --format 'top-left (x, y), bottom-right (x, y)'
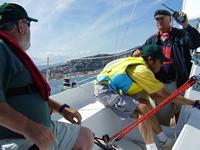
top-left (61, 107), bottom-right (82, 124)
top-left (132, 49), bottom-right (141, 57)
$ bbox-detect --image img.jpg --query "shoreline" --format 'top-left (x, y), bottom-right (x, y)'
top-left (49, 70), bottom-right (100, 81)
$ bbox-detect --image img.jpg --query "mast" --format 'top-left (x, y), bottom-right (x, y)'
top-left (46, 56), bottom-right (50, 83)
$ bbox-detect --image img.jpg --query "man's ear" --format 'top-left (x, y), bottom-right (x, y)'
top-left (147, 56), bottom-right (154, 64)
top-left (16, 19), bottom-right (26, 34)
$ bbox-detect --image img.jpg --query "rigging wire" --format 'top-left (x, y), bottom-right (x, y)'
top-left (114, 0), bottom-right (122, 52)
top-left (118, 0), bottom-right (139, 53)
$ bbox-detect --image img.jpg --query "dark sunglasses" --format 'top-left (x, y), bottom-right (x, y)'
top-left (155, 17), bottom-right (164, 21)
top-left (23, 20), bottom-right (31, 27)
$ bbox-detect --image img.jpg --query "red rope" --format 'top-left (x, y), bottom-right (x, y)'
top-left (110, 76), bottom-right (197, 142)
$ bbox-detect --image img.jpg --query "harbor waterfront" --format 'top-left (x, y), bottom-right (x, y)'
top-left (49, 74), bottom-right (96, 95)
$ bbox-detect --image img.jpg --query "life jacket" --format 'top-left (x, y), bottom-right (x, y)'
top-left (96, 57), bottom-right (146, 95)
top-left (0, 31), bottom-right (50, 101)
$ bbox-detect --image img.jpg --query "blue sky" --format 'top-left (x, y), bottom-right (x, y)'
top-left (0, 0), bottom-right (183, 65)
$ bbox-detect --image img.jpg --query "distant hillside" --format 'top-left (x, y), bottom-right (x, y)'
top-left (41, 46), bottom-right (139, 79)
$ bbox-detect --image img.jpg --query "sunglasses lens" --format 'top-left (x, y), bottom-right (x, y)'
top-left (155, 17), bottom-right (164, 21)
top-left (27, 21), bottom-right (30, 27)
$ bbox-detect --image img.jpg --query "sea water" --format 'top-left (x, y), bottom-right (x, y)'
top-left (49, 79), bottom-right (64, 95)
top-left (49, 74), bottom-right (96, 95)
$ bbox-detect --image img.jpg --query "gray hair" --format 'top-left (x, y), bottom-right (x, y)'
top-left (0, 22), bottom-right (16, 31)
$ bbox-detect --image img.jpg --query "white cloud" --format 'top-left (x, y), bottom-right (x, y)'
top-left (0, 0), bottom-right (182, 65)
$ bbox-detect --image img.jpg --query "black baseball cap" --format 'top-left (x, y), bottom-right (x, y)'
top-left (0, 3), bottom-right (38, 25)
top-left (154, 9), bottom-right (171, 18)
top-left (142, 44), bottom-right (169, 62)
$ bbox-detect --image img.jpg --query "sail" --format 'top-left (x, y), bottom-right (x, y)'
top-left (182, 0), bottom-right (200, 20)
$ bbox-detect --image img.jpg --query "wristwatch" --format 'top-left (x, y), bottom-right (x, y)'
top-left (58, 104), bottom-right (70, 113)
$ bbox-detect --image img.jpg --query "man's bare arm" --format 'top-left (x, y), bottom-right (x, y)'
top-left (0, 102), bottom-right (55, 150)
top-left (150, 88), bottom-right (194, 106)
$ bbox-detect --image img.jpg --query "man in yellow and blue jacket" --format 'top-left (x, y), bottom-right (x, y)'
top-left (95, 44), bottom-right (200, 150)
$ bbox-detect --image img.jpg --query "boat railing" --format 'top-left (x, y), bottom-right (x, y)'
top-left (191, 49), bottom-right (200, 65)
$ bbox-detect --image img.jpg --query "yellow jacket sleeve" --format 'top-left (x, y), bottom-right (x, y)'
top-left (127, 64), bottom-right (164, 94)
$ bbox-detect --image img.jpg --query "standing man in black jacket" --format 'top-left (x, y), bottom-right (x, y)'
top-left (133, 9), bottom-right (200, 125)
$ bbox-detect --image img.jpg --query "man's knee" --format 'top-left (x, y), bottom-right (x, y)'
top-left (73, 127), bottom-right (94, 150)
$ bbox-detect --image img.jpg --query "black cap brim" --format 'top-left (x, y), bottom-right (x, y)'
top-left (28, 17), bottom-right (38, 22)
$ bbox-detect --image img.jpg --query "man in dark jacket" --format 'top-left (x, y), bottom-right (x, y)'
top-left (133, 9), bottom-right (200, 125)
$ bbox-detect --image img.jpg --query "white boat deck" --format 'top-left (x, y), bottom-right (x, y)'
top-left (172, 108), bottom-right (200, 150)
top-left (51, 81), bottom-right (147, 149)
top-left (172, 64), bottom-right (200, 150)
top-left (50, 64), bottom-right (200, 150)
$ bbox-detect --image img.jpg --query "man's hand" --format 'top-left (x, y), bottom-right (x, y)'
top-left (193, 100), bottom-right (200, 109)
top-left (132, 49), bottom-right (141, 57)
top-left (175, 12), bottom-right (188, 28)
top-left (61, 107), bottom-right (82, 124)
top-left (24, 121), bottom-right (55, 150)
top-left (48, 99), bottom-right (82, 124)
